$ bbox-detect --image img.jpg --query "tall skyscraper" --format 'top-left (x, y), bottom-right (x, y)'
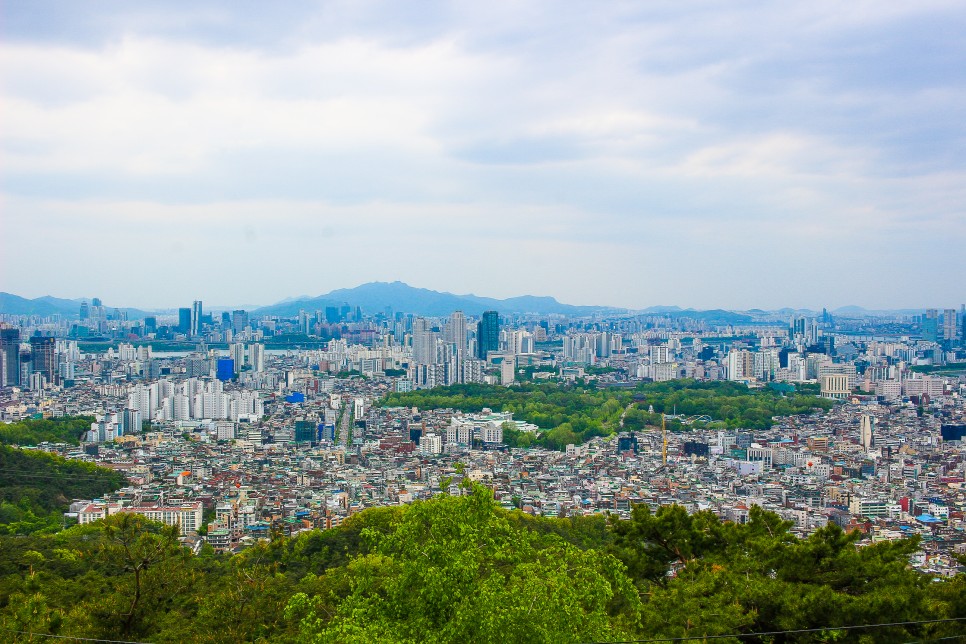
top-left (446, 311), bottom-right (467, 360)
top-left (412, 317), bottom-right (438, 365)
top-left (477, 311), bottom-right (500, 359)
top-left (922, 309), bottom-right (939, 342)
top-left (229, 342), bottom-right (246, 374)
top-left (29, 335), bottom-right (57, 385)
top-left (0, 327), bottom-right (20, 387)
top-left (178, 308), bottom-right (191, 334)
top-left (191, 301), bottom-right (203, 336)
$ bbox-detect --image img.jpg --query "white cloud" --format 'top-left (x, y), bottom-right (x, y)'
top-left (1, 1), bottom-right (964, 309)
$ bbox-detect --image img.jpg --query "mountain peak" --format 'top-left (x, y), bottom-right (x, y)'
top-left (256, 283), bottom-right (610, 317)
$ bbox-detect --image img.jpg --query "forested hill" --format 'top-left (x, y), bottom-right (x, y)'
top-left (0, 485), bottom-right (962, 642)
top-left (0, 445), bottom-right (127, 535)
top-left (0, 416), bottom-right (94, 446)
top-left (381, 380), bottom-right (835, 449)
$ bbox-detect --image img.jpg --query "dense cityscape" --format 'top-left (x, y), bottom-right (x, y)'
top-left (4, 1), bottom-right (966, 640)
top-left (2, 292), bottom-right (964, 578)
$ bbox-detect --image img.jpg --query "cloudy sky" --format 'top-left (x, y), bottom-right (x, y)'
top-left (1, 1), bottom-right (964, 311)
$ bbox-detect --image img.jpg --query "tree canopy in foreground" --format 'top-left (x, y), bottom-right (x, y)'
top-left (0, 483), bottom-right (962, 643)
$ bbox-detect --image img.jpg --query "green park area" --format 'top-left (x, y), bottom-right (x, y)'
top-left (381, 380), bottom-right (835, 450)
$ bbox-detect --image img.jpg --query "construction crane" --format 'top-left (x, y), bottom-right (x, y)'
top-left (662, 414), bottom-right (667, 466)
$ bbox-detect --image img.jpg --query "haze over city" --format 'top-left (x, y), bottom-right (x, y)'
top-left (2, 1), bottom-right (964, 309)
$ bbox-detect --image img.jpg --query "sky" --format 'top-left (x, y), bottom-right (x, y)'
top-left (1, 1), bottom-right (964, 311)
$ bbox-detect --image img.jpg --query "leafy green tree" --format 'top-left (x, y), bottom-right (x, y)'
top-left (93, 513), bottom-right (191, 638)
top-left (610, 503), bottom-right (954, 642)
top-left (286, 485), bottom-right (641, 643)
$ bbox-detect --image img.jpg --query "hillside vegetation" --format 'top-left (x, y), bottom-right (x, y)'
top-left (0, 485), bottom-right (962, 643)
top-left (0, 445), bottom-right (127, 535)
top-left (0, 417), bottom-right (94, 446)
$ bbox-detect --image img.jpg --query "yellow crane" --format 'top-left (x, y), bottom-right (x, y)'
top-left (662, 413), bottom-right (667, 466)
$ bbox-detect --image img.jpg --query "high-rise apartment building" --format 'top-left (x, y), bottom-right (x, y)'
top-left (942, 308), bottom-right (957, 343)
top-left (727, 350), bottom-right (755, 381)
top-left (0, 327), bottom-right (20, 387)
top-left (229, 343), bottom-right (246, 374)
top-left (446, 311), bottom-right (467, 360)
top-left (249, 343), bottom-right (265, 372)
top-left (412, 318), bottom-right (438, 365)
top-left (191, 301), bottom-right (203, 336)
top-left (476, 311), bottom-right (499, 360)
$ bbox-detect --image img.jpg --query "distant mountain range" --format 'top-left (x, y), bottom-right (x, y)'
top-left (0, 293), bottom-right (148, 319)
top-left (0, 293), bottom-right (79, 317)
top-left (253, 281), bottom-right (619, 317)
top-left (0, 284), bottom-right (935, 320)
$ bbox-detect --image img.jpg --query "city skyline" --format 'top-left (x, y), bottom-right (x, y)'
top-left (2, 2), bottom-right (965, 309)
top-left (1, 280), bottom-right (964, 316)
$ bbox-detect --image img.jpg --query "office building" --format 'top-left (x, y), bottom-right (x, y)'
top-left (820, 373), bottom-right (850, 400)
top-left (294, 420), bottom-right (316, 443)
top-left (922, 309), bottom-right (939, 342)
top-left (178, 308), bottom-right (192, 334)
top-left (232, 309), bottom-right (249, 334)
top-left (477, 311), bottom-right (500, 359)
top-left (29, 335), bottom-right (57, 386)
